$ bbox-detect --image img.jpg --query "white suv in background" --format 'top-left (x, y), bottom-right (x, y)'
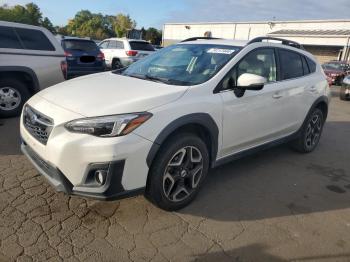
top-left (20, 37), bottom-right (330, 211)
top-left (98, 38), bottom-right (155, 69)
top-left (0, 21), bottom-right (65, 117)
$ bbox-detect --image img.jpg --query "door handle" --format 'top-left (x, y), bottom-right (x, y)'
top-left (272, 92), bottom-right (283, 99)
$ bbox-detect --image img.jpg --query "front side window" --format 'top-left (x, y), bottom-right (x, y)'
top-left (0, 26), bottom-right (23, 49)
top-left (16, 28), bottom-right (55, 51)
top-left (99, 41), bottom-right (109, 49)
top-left (221, 48), bottom-right (276, 90)
top-left (120, 44), bottom-right (241, 86)
top-left (279, 49), bottom-right (303, 80)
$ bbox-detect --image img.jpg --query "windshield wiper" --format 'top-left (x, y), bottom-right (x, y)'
top-left (124, 73), bottom-right (190, 86)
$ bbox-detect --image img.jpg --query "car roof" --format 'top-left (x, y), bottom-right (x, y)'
top-left (0, 20), bottom-right (46, 31)
top-left (103, 38), bottom-right (149, 42)
top-left (179, 39), bottom-right (248, 47)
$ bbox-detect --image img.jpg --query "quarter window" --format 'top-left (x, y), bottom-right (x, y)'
top-left (306, 57), bottom-right (316, 73)
top-left (0, 26), bottom-right (23, 49)
top-left (301, 56), bottom-right (310, 75)
top-left (279, 49), bottom-right (303, 80)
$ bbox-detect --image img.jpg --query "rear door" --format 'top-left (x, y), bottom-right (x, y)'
top-left (128, 41), bottom-right (155, 59)
top-left (277, 48), bottom-right (315, 128)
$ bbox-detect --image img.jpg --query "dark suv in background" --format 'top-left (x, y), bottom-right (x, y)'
top-left (61, 37), bottom-right (106, 79)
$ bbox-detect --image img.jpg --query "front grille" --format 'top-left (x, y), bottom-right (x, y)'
top-left (23, 105), bottom-right (54, 145)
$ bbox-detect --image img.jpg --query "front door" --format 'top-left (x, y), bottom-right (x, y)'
top-left (218, 48), bottom-right (297, 157)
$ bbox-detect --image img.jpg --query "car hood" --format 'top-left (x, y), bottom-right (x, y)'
top-left (37, 72), bottom-right (189, 117)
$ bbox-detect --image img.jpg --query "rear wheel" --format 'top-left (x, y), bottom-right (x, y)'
top-left (111, 59), bottom-right (123, 70)
top-left (0, 79), bottom-right (30, 118)
top-left (146, 133), bottom-right (209, 211)
top-left (290, 108), bottom-right (324, 153)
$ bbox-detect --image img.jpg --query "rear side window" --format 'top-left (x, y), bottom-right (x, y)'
top-left (16, 28), bottom-right (55, 51)
top-left (129, 41), bottom-right (155, 51)
top-left (306, 57), bottom-right (317, 73)
top-left (278, 49), bottom-right (303, 80)
top-left (0, 26), bottom-right (23, 49)
top-left (109, 40), bottom-right (124, 49)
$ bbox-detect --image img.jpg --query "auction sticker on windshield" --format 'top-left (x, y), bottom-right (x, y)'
top-left (207, 48), bottom-right (236, 54)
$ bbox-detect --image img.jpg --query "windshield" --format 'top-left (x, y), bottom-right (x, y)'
top-left (120, 44), bottom-right (241, 85)
top-left (62, 40), bottom-right (98, 52)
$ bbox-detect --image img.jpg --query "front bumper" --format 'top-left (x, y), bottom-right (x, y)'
top-left (20, 97), bottom-right (154, 200)
top-left (21, 142), bottom-right (144, 200)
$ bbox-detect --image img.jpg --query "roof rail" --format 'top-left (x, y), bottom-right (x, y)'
top-left (247, 37), bottom-right (305, 50)
top-left (181, 37), bottom-right (221, 42)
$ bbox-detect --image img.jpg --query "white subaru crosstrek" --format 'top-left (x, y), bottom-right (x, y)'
top-left (20, 37), bottom-right (331, 211)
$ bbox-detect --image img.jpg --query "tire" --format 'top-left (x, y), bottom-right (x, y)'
top-left (111, 59), bottom-right (123, 70)
top-left (146, 133), bottom-right (209, 211)
top-left (340, 87), bottom-right (349, 101)
top-left (290, 108), bottom-right (324, 153)
top-left (0, 78), bottom-right (30, 118)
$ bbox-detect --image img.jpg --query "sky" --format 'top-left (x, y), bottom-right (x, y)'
top-left (1, 0), bottom-right (350, 29)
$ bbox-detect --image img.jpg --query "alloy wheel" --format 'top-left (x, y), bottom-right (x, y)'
top-left (0, 87), bottom-right (21, 111)
top-left (162, 146), bottom-right (204, 202)
top-left (305, 112), bottom-right (322, 149)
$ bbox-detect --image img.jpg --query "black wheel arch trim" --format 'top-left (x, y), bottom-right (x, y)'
top-left (0, 66), bottom-right (40, 92)
top-left (146, 113), bottom-right (219, 168)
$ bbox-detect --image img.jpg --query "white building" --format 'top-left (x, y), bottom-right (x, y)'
top-left (163, 19), bottom-right (350, 64)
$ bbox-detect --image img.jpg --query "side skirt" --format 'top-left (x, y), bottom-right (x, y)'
top-left (213, 131), bottom-right (299, 168)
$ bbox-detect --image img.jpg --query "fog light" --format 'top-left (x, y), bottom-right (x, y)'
top-left (95, 170), bottom-right (107, 185)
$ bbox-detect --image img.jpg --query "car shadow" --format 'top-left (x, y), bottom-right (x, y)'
top-left (194, 243), bottom-right (350, 261)
top-left (0, 117), bottom-right (21, 155)
top-left (179, 121), bottom-right (350, 222)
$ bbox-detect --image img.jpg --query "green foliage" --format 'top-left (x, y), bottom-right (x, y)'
top-left (113, 13), bottom-right (136, 37)
top-left (0, 3), bottom-right (56, 33)
top-left (0, 2), bottom-right (162, 42)
top-left (144, 27), bottom-right (162, 45)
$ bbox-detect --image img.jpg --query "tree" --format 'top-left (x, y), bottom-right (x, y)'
top-left (144, 27), bottom-right (162, 45)
top-left (113, 13), bottom-right (136, 37)
top-left (0, 3), bottom-right (56, 33)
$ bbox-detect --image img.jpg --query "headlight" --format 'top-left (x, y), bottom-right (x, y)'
top-left (65, 113), bottom-right (152, 137)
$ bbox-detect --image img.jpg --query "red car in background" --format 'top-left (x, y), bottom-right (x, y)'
top-left (322, 63), bottom-right (346, 86)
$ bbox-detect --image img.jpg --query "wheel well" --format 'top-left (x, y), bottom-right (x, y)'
top-left (0, 71), bottom-right (36, 95)
top-left (145, 123), bottom-right (214, 192)
top-left (315, 101), bottom-right (328, 119)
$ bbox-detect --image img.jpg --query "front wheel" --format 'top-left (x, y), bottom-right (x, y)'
top-left (146, 133), bottom-right (209, 211)
top-left (0, 79), bottom-right (30, 118)
top-left (290, 108), bottom-right (324, 153)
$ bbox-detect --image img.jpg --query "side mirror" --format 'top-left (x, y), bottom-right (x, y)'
top-left (237, 73), bottom-right (266, 91)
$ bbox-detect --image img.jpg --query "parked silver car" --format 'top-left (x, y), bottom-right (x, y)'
top-left (0, 21), bottom-right (65, 117)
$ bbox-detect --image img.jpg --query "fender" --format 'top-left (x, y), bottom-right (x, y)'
top-left (146, 113), bottom-right (219, 168)
top-left (0, 66), bottom-right (40, 92)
